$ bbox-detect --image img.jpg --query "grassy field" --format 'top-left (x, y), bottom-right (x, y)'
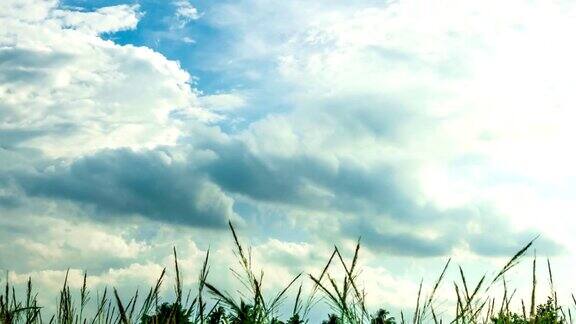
top-left (0, 222), bottom-right (568, 324)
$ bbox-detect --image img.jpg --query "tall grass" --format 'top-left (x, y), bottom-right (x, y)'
top-left (0, 223), bottom-right (570, 323)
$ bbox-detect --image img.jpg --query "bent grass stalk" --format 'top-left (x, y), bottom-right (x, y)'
top-left (0, 226), bottom-right (567, 324)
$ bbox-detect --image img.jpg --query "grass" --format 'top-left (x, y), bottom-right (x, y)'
top-left (0, 223), bottom-right (570, 323)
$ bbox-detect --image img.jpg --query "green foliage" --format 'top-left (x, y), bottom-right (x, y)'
top-left (370, 309), bottom-right (395, 324)
top-left (0, 277), bottom-right (41, 324)
top-left (535, 297), bottom-right (562, 323)
top-left (285, 314), bottom-right (304, 324)
top-left (208, 306), bottom-right (225, 324)
top-left (321, 314), bottom-right (342, 324)
top-left (140, 302), bottom-right (191, 324)
top-left (490, 297), bottom-right (563, 324)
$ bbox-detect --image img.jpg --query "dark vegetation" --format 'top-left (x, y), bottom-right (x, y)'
top-left (0, 222), bottom-right (570, 323)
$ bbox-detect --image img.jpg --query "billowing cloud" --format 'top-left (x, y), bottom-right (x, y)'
top-left (0, 213), bottom-right (146, 272)
top-left (0, 0), bottom-right (212, 158)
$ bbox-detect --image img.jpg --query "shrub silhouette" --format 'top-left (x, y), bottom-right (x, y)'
top-left (140, 302), bottom-right (191, 324)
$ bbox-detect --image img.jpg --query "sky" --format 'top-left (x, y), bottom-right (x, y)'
top-left (1, 0), bottom-right (576, 320)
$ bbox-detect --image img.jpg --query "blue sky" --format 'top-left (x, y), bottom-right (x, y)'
top-left (1, 0), bottom-right (576, 319)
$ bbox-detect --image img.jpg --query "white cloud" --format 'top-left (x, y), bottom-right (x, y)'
top-left (199, 93), bottom-right (247, 112)
top-left (52, 4), bottom-right (142, 34)
top-left (174, 0), bottom-right (201, 28)
top-left (0, 0), bottom-right (57, 22)
top-left (0, 211), bottom-right (147, 272)
top-left (0, 0), bottom-right (211, 158)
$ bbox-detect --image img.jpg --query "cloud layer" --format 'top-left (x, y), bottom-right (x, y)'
top-left (16, 148), bottom-right (235, 227)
